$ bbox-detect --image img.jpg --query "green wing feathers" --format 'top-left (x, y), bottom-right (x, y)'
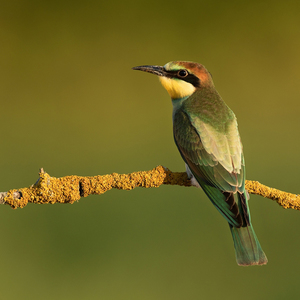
top-left (173, 108), bottom-right (267, 266)
top-left (173, 109), bottom-right (244, 194)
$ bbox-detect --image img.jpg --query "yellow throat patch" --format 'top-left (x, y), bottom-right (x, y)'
top-left (159, 76), bottom-right (196, 99)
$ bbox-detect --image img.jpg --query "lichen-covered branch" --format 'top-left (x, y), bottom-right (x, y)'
top-left (0, 165), bottom-right (299, 210)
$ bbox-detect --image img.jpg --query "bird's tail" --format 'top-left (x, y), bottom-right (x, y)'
top-left (230, 224), bottom-right (268, 266)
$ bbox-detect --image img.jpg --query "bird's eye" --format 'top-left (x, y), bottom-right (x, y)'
top-left (178, 70), bottom-right (188, 77)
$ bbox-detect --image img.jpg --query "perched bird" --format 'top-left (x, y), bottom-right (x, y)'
top-left (133, 61), bottom-right (267, 266)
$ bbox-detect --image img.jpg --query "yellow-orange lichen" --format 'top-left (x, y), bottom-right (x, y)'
top-left (1, 166), bottom-right (300, 210)
top-left (245, 180), bottom-right (300, 210)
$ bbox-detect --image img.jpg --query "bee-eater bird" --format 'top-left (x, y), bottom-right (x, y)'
top-left (133, 61), bottom-right (267, 266)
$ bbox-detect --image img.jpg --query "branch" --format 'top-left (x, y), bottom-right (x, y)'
top-left (0, 166), bottom-right (299, 210)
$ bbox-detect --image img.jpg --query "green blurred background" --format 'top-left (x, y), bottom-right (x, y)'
top-left (1, 0), bottom-right (300, 299)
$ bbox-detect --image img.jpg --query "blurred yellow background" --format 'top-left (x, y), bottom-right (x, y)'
top-left (1, 0), bottom-right (300, 299)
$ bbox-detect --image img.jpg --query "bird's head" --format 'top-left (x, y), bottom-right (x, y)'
top-left (133, 61), bottom-right (214, 100)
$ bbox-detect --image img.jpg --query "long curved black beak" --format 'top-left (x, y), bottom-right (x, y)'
top-left (132, 65), bottom-right (167, 77)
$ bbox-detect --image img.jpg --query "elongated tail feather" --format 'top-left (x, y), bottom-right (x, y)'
top-left (230, 224), bottom-right (268, 266)
top-left (195, 178), bottom-right (268, 266)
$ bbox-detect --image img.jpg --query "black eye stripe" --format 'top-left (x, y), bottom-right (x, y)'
top-left (184, 74), bottom-right (201, 88)
top-left (164, 69), bottom-right (201, 88)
